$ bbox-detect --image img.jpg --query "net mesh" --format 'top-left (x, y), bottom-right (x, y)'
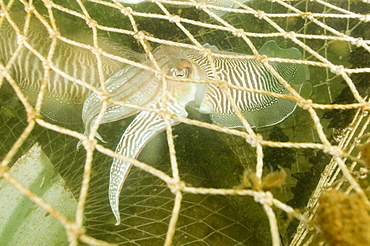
top-left (1, 0), bottom-right (370, 245)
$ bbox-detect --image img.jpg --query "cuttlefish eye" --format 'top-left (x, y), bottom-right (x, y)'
top-left (167, 59), bottom-right (193, 78)
top-left (170, 67), bottom-right (189, 77)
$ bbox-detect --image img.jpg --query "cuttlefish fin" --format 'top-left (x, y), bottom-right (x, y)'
top-left (203, 43), bottom-right (220, 52)
top-left (210, 40), bottom-right (311, 128)
top-left (109, 103), bottom-right (184, 225)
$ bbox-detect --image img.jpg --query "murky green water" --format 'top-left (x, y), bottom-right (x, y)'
top-left (1, 0), bottom-right (369, 245)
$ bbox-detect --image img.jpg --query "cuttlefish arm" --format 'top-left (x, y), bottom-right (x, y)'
top-left (106, 46), bottom-right (208, 225)
top-left (82, 63), bottom-right (162, 142)
top-left (82, 46), bottom-right (192, 145)
top-left (110, 88), bottom-right (206, 226)
top-left (110, 101), bottom-right (186, 225)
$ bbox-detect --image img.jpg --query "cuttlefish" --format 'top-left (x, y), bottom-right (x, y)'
top-left (82, 40), bottom-right (311, 225)
top-left (0, 11), bottom-right (140, 124)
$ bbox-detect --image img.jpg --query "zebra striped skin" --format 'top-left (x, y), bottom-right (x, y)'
top-left (185, 40), bottom-right (311, 128)
top-left (82, 45), bottom-right (207, 140)
top-left (82, 44), bottom-right (208, 225)
top-left (0, 11), bottom-right (140, 124)
top-left (100, 41), bottom-right (310, 225)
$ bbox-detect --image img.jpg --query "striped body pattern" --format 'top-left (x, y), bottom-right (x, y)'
top-left (185, 40), bottom-right (311, 128)
top-left (194, 57), bottom-right (283, 113)
top-left (82, 45), bottom-right (207, 225)
top-left (1, 9), bottom-right (309, 228)
top-left (0, 12), bottom-right (137, 124)
top-left (92, 41), bottom-right (310, 225)
top-left (82, 45), bottom-right (206, 139)
top-left (1, 12), bottom-right (310, 225)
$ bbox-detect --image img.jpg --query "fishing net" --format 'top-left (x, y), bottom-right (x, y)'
top-left (1, 0), bottom-right (370, 245)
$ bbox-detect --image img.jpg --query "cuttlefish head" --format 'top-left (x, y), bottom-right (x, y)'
top-left (162, 57), bottom-right (207, 112)
top-left (106, 46), bottom-right (209, 226)
top-left (81, 45), bottom-right (208, 140)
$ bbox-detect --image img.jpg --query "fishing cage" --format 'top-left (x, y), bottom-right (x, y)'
top-left (0, 0), bottom-right (370, 245)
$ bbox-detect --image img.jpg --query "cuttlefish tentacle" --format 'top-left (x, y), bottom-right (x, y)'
top-left (110, 101), bottom-right (185, 225)
top-left (106, 64), bottom-right (205, 225)
top-left (82, 45), bottom-right (207, 224)
top-left (110, 108), bottom-right (169, 226)
top-left (82, 63), bottom-right (162, 139)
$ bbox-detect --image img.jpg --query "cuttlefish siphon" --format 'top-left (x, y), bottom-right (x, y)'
top-left (82, 40), bottom-right (311, 225)
top-left (0, 11), bottom-right (140, 124)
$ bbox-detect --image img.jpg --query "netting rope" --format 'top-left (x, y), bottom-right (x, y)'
top-left (1, 1), bottom-right (370, 246)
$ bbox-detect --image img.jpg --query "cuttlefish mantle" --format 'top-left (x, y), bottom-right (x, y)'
top-left (82, 40), bottom-right (310, 225)
top-left (0, 11), bottom-right (140, 124)
top-left (193, 40), bottom-right (312, 128)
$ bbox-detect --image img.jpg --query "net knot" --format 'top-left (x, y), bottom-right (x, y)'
top-left (97, 91), bottom-right (110, 102)
top-left (297, 99), bottom-right (312, 110)
top-left (255, 10), bottom-right (266, 19)
top-left (256, 54), bottom-right (269, 63)
top-left (91, 47), bottom-right (103, 56)
top-left (41, 60), bottom-right (51, 70)
top-left (323, 145), bottom-right (343, 157)
top-left (16, 34), bottom-right (27, 45)
top-left (284, 31), bottom-right (296, 39)
top-left (154, 69), bottom-right (164, 79)
top-left (302, 12), bottom-right (314, 20)
top-left (168, 180), bottom-right (185, 194)
top-left (363, 102), bottom-right (370, 112)
top-left (157, 109), bottom-right (172, 122)
top-left (360, 14), bottom-right (370, 22)
top-left (47, 28), bottom-right (60, 39)
top-left (232, 29), bottom-right (245, 37)
top-left (195, 2), bottom-right (207, 12)
top-left (247, 134), bottom-right (262, 148)
top-left (0, 65), bottom-right (7, 77)
top-left (133, 31), bottom-right (147, 43)
top-left (330, 65), bottom-right (345, 75)
top-left (120, 7), bottom-right (133, 16)
top-left (27, 110), bottom-right (41, 123)
top-left (352, 38), bottom-right (365, 47)
top-left (218, 80), bottom-right (229, 91)
top-left (201, 46), bottom-right (213, 57)
top-left (254, 191), bottom-right (273, 206)
top-left (65, 223), bottom-right (85, 244)
top-left (85, 19), bottom-right (98, 29)
top-left (81, 137), bottom-right (98, 151)
top-left (24, 5), bottom-right (35, 13)
top-left (169, 15), bottom-right (181, 23)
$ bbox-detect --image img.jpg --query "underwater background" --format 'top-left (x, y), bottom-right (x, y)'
top-left (1, 0), bottom-right (369, 245)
